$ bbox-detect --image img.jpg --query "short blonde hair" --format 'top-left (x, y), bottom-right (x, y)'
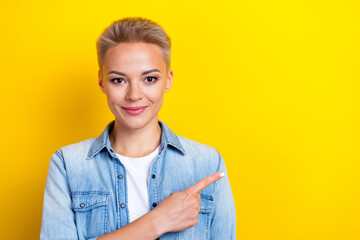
top-left (96, 17), bottom-right (171, 74)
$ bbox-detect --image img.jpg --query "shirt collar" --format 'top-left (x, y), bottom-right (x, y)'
top-left (86, 119), bottom-right (185, 160)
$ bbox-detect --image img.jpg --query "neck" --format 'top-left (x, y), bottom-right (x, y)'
top-left (109, 119), bottom-right (162, 158)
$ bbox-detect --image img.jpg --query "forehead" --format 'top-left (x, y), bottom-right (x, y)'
top-left (103, 42), bottom-right (165, 72)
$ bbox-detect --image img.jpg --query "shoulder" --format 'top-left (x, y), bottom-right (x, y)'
top-left (177, 135), bottom-right (218, 154)
top-left (53, 138), bottom-right (96, 162)
top-left (175, 134), bottom-right (222, 170)
top-left (46, 138), bottom-right (98, 179)
top-left (60, 138), bottom-right (96, 153)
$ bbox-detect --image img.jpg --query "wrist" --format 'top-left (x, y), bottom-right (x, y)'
top-left (146, 208), bottom-right (166, 237)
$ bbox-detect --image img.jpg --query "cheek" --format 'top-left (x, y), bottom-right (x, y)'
top-left (146, 87), bottom-right (165, 103)
top-left (106, 89), bottom-right (124, 104)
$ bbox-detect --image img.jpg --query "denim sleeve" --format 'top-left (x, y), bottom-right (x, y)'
top-left (40, 150), bottom-right (78, 240)
top-left (209, 151), bottom-right (237, 239)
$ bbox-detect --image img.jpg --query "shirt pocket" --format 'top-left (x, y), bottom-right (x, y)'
top-left (164, 194), bottom-right (214, 240)
top-left (189, 193), bottom-right (213, 240)
top-left (72, 192), bottom-right (110, 239)
top-left (199, 193), bottom-right (213, 214)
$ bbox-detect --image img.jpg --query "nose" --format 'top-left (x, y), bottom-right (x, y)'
top-left (125, 82), bottom-right (142, 101)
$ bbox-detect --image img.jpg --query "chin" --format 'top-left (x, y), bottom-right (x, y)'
top-left (118, 116), bottom-right (155, 130)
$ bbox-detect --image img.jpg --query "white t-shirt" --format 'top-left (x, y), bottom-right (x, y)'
top-left (115, 145), bottom-right (160, 223)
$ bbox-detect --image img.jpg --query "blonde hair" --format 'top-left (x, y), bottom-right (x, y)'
top-left (96, 17), bottom-right (171, 74)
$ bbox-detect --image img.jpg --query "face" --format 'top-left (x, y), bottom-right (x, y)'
top-left (98, 42), bottom-right (173, 130)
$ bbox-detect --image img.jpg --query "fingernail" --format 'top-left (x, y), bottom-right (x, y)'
top-left (220, 172), bottom-right (225, 177)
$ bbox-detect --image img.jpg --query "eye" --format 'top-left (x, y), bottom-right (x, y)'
top-left (144, 76), bottom-right (158, 83)
top-left (111, 78), bottom-right (125, 84)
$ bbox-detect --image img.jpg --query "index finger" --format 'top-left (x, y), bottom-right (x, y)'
top-left (187, 171), bottom-right (225, 194)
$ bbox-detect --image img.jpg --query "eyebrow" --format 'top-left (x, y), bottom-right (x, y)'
top-left (107, 69), bottom-right (161, 76)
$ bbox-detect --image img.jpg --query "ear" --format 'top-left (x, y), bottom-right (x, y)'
top-left (165, 69), bottom-right (174, 92)
top-left (98, 70), bottom-right (106, 94)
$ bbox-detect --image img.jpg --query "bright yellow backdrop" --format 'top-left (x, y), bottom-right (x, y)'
top-left (1, 0), bottom-right (359, 239)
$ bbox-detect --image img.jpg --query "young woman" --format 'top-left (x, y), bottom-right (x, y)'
top-left (40, 17), bottom-right (236, 240)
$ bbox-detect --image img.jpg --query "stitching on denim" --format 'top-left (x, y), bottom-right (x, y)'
top-left (72, 191), bottom-right (110, 195)
top-left (55, 149), bottom-right (72, 190)
top-left (206, 211), bottom-right (210, 240)
top-left (104, 204), bottom-right (108, 234)
top-left (115, 162), bottom-right (120, 228)
top-left (152, 158), bottom-right (159, 209)
top-left (200, 193), bottom-right (214, 201)
top-left (86, 138), bottom-right (97, 159)
top-left (199, 197), bottom-right (213, 213)
top-left (123, 166), bottom-right (130, 224)
top-left (214, 150), bottom-right (222, 192)
top-left (72, 194), bottom-right (109, 212)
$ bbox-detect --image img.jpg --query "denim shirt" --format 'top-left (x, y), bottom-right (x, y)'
top-left (40, 120), bottom-right (236, 240)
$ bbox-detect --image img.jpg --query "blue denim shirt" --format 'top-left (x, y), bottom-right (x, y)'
top-left (40, 120), bottom-right (236, 240)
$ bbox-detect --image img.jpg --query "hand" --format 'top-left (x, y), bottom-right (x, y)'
top-left (152, 171), bottom-right (225, 235)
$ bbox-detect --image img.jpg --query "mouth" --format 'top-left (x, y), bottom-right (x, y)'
top-left (121, 106), bottom-right (148, 116)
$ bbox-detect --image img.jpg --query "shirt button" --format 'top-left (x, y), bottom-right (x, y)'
top-left (118, 174), bottom-right (123, 179)
top-left (80, 203), bottom-right (85, 208)
top-left (152, 202), bottom-right (157, 207)
top-left (120, 203), bottom-right (126, 208)
top-left (109, 149), bottom-right (113, 153)
top-left (152, 174), bottom-right (156, 179)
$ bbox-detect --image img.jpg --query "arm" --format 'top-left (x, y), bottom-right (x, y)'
top-left (98, 172), bottom-right (225, 240)
top-left (209, 152), bottom-right (237, 239)
top-left (40, 150), bottom-right (224, 240)
top-left (40, 150), bottom-right (162, 240)
top-left (40, 150), bottom-right (78, 240)
top-left (96, 210), bottom-right (160, 240)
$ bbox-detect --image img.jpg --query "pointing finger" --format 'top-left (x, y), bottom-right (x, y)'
top-left (187, 171), bottom-right (225, 194)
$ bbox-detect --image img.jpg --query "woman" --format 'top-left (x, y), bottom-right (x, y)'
top-left (40, 17), bottom-right (236, 240)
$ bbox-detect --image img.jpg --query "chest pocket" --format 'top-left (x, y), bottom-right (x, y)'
top-left (72, 192), bottom-right (110, 239)
top-left (161, 194), bottom-right (214, 240)
top-left (185, 193), bottom-right (213, 240)
top-left (199, 193), bottom-right (213, 214)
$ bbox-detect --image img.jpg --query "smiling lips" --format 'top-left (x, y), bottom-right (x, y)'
top-left (121, 106), bottom-right (148, 116)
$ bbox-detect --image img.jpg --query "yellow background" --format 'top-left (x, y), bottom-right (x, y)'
top-left (1, 0), bottom-right (359, 239)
